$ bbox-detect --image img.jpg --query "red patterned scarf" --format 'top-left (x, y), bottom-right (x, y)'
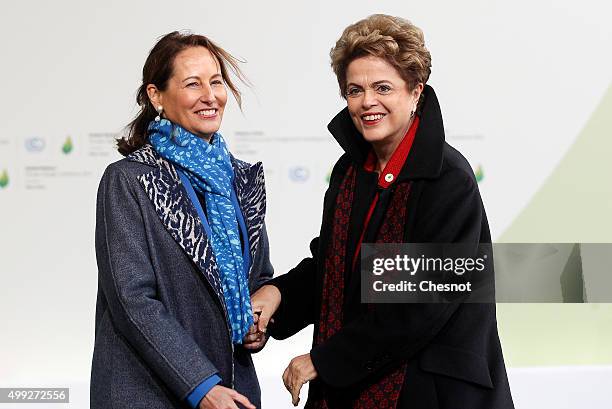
top-left (311, 166), bottom-right (412, 409)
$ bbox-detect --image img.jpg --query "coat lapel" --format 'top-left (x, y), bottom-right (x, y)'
top-left (126, 145), bottom-right (226, 311)
top-left (231, 157), bottom-right (267, 278)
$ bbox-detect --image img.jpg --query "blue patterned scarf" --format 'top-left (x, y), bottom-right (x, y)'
top-left (148, 119), bottom-right (253, 344)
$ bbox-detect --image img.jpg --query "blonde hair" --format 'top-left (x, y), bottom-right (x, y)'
top-left (330, 14), bottom-right (431, 98)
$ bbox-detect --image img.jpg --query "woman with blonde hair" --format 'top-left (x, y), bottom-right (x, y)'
top-left (249, 14), bottom-right (514, 408)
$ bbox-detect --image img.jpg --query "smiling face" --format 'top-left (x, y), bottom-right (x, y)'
top-left (345, 55), bottom-right (421, 151)
top-left (147, 46), bottom-right (227, 141)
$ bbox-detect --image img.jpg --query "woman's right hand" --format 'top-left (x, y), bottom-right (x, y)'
top-left (199, 385), bottom-right (255, 409)
top-left (250, 285), bottom-right (281, 334)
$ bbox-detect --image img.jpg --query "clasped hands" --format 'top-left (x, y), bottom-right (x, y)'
top-left (246, 285), bottom-right (318, 406)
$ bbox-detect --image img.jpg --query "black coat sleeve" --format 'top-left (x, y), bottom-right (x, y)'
top-left (310, 168), bottom-right (486, 388)
top-left (265, 155), bottom-right (351, 340)
top-left (266, 237), bottom-right (319, 339)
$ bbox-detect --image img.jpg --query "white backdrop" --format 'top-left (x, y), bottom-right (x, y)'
top-left (1, 0), bottom-right (611, 408)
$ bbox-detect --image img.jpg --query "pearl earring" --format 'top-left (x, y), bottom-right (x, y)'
top-left (155, 105), bottom-right (163, 122)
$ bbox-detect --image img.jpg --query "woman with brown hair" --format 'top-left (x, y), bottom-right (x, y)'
top-left (249, 14), bottom-right (514, 408)
top-left (91, 32), bottom-right (272, 409)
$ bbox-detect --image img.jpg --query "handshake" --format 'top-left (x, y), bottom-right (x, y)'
top-left (242, 285), bottom-right (318, 407)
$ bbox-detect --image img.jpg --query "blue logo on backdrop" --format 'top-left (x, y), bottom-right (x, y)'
top-left (25, 137), bottom-right (46, 152)
top-left (288, 166), bottom-right (310, 183)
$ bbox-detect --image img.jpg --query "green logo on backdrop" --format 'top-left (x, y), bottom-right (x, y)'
top-left (475, 165), bottom-right (484, 183)
top-left (62, 136), bottom-right (73, 154)
top-left (0, 169), bottom-right (9, 189)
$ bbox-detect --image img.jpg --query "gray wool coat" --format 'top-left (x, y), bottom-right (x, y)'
top-left (91, 144), bottom-right (273, 409)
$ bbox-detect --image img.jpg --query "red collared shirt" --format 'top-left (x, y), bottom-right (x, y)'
top-left (352, 116), bottom-right (420, 270)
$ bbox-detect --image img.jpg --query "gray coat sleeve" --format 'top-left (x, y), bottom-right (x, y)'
top-left (249, 223), bottom-right (274, 292)
top-left (95, 164), bottom-right (219, 400)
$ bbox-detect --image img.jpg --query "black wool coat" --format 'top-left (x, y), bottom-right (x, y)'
top-left (269, 85), bottom-right (514, 409)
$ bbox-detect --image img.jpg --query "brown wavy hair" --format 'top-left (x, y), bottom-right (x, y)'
top-left (117, 31), bottom-right (248, 156)
top-left (330, 14), bottom-right (432, 98)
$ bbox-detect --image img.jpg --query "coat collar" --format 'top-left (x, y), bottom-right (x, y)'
top-left (327, 84), bottom-right (445, 181)
top-left (125, 144), bottom-right (266, 307)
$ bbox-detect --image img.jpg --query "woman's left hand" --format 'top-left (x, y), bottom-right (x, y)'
top-left (282, 353), bottom-right (318, 406)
